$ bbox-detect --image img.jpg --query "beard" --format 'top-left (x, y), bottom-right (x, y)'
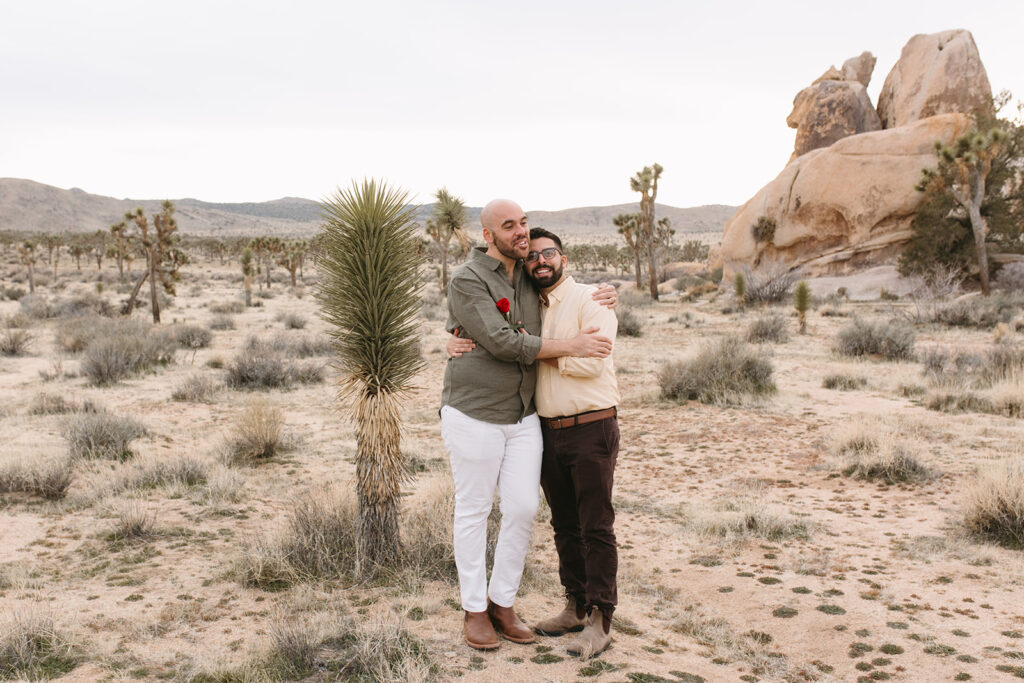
top-left (529, 260), bottom-right (563, 288)
top-left (493, 231), bottom-right (528, 260)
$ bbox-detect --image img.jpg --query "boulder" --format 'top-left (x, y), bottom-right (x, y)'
top-left (716, 113), bottom-right (971, 276)
top-left (787, 79), bottom-right (881, 158)
top-left (841, 51), bottom-right (877, 87)
top-left (877, 30), bottom-right (992, 129)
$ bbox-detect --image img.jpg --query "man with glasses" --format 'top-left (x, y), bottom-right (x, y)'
top-left (440, 199), bottom-right (616, 651)
top-left (448, 226), bottom-right (621, 659)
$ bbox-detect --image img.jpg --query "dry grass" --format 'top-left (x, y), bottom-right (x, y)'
top-left (0, 456), bottom-right (75, 500)
top-left (208, 314), bottom-right (235, 330)
top-left (224, 399), bottom-right (284, 464)
top-left (276, 311), bottom-right (308, 329)
top-left (0, 327), bottom-right (34, 356)
top-left (962, 456), bottom-right (1024, 549)
top-left (835, 317), bottom-right (915, 360)
top-left (659, 335), bottom-right (775, 405)
top-left (170, 323), bottom-right (213, 349)
top-left (0, 610), bottom-right (81, 680)
top-left (171, 374), bottom-right (219, 403)
top-left (828, 418), bottom-right (936, 484)
top-left (106, 501), bottom-right (156, 541)
top-left (670, 603), bottom-right (793, 678)
top-left (745, 311), bottom-right (789, 343)
top-left (682, 495), bottom-right (812, 542)
top-left (63, 411), bottom-right (147, 461)
top-left (822, 373), bottom-right (867, 390)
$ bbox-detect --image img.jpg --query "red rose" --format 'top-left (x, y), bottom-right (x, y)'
top-left (496, 298), bottom-right (510, 314)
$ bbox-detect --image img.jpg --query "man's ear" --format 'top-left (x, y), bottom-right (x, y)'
top-left (481, 227), bottom-right (494, 246)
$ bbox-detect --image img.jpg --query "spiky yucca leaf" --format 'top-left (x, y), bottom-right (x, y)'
top-left (316, 179), bottom-right (424, 570)
top-left (317, 179), bottom-right (425, 397)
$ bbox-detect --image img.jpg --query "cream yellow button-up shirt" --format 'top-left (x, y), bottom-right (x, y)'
top-left (535, 276), bottom-right (620, 419)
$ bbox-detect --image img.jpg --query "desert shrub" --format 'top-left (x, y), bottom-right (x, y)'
top-left (53, 291), bottom-right (113, 318)
top-left (18, 294), bottom-right (55, 319)
top-left (246, 332), bottom-right (332, 358)
top-left (0, 328), bottom-right (33, 356)
top-left (170, 324), bottom-right (212, 349)
top-left (115, 453), bottom-right (209, 492)
top-left (205, 356), bottom-right (225, 369)
top-left (745, 312), bottom-right (789, 343)
top-left (751, 215), bottom-right (776, 244)
top-left (822, 373), bottom-right (867, 391)
top-left (818, 304), bottom-right (849, 317)
top-left (2, 313), bottom-right (32, 329)
top-left (618, 308), bottom-right (643, 337)
top-left (739, 259), bottom-right (799, 304)
top-left (290, 361), bottom-right (325, 384)
top-left (0, 456), bottom-right (75, 500)
top-left (107, 502), bottom-right (155, 541)
top-left (256, 288), bottom-right (276, 300)
top-left (879, 287), bottom-right (899, 301)
top-left (226, 350), bottom-right (291, 389)
top-left (659, 335), bottom-right (775, 405)
top-left (277, 311), bottom-right (307, 330)
top-left (932, 293), bottom-right (1024, 329)
top-left (210, 300), bottom-right (245, 315)
top-left (835, 318), bottom-right (915, 360)
top-left (829, 420), bottom-right (935, 484)
top-left (0, 610), bottom-right (80, 679)
top-left (962, 457), bottom-right (1024, 549)
top-left (996, 262), bottom-right (1024, 293)
top-left (2, 285), bottom-right (26, 301)
top-left (27, 392), bottom-right (94, 415)
top-left (225, 400), bottom-right (284, 464)
top-left (171, 374), bottom-right (219, 402)
top-left (925, 387), bottom-right (996, 414)
top-left (64, 411), bottom-right (147, 461)
top-left (208, 314), bottom-right (235, 330)
top-left (78, 323), bottom-right (176, 385)
top-left (620, 290), bottom-right (653, 308)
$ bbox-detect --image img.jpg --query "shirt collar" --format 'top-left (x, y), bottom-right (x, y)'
top-left (546, 275), bottom-right (575, 304)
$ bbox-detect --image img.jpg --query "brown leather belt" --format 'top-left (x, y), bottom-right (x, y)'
top-left (542, 407), bottom-right (617, 430)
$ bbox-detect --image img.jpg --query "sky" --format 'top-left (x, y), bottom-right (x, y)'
top-left (2, 1), bottom-right (1023, 211)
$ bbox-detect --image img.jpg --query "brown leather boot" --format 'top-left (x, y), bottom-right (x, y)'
top-left (565, 607), bottom-right (611, 658)
top-left (464, 610), bottom-right (500, 650)
top-left (487, 600), bottom-right (536, 644)
top-left (534, 596), bottom-right (588, 636)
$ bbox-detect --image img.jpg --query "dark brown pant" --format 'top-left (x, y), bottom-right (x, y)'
top-left (540, 414), bottom-right (619, 618)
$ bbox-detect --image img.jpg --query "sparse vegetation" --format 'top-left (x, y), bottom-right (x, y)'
top-left (225, 399), bottom-right (285, 464)
top-left (822, 373), bottom-right (867, 391)
top-left (835, 318), bottom-right (915, 360)
top-left (0, 610), bottom-right (80, 679)
top-left (0, 328), bottom-right (33, 356)
top-left (0, 456), bottom-right (75, 500)
top-left (171, 374), bottom-right (219, 402)
top-left (63, 411), bottom-right (146, 460)
top-left (745, 312), bottom-right (789, 343)
top-left (170, 323), bottom-right (212, 349)
top-left (829, 419), bottom-right (935, 484)
top-left (618, 308), bottom-right (643, 337)
top-left (962, 457), bottom-right (1024, 549)
top-left (659, 335), bottom-right (775, 404)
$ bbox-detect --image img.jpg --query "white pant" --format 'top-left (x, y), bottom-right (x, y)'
top-left (440, 405), bottom-right (542, 612)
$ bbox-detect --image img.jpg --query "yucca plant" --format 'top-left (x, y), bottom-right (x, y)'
top-left (794, 280), bottom-right (811, 333)
top-left (316, 179), bottom-right (424, 572)
top-left (425, 187), bottom-right (469, 295)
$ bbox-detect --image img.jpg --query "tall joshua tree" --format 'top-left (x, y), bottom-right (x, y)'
top-left (613, 213), bottom-right (643, 290)
top-left (18, 241), bottom-right (38, 293)
top-left (917, 127), bottom-right (1007, 296)
top-left (317, 179), bottom-right (424, 572)
top-left (240, 247), bottom-right (255, 307)
top-left (630, 163), bottom-right (664, 300)
top-left (120, 201), bottom-right (187, 322)
top-left (425, 187), bottom-right (469, 295)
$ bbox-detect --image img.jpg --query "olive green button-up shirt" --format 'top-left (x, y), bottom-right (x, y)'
top-left (441, 248), bottom-right (543, 425)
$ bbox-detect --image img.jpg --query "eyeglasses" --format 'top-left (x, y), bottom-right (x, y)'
top-left (526, 247), bottom-right (562, 263)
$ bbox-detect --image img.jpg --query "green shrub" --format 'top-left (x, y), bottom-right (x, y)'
top-left (745, 312), bottom-right (789, 343)
top-left (835, 318), bottom-right (915, 360)
top-left (751, 216), bottom-right (776, 244)
top-left (659, 335), bottom-right (775, 405)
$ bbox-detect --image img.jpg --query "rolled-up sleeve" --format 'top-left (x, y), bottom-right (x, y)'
top-left (449, 276), bottom-right (543, 365)
top-left (557, 297), bottom-right (617, 378)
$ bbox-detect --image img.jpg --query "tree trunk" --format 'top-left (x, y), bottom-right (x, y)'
top-left (646, 240), bottom-right (659, 300)
top-left (354, 392), bottom-right (403, 571)
top-left (116, 253), bottom-right (124, 280)
top-left (148, 249), bottom-right (160, 323)
top-left (968, 203), bottom-right (991, 296)
top-left (440, 239), bottom-right (449, 295)
top-left (244, 275), bottom-right (252, 307)
top-left (289, 267), bottom-right (297, 288)
top-left (125, 270), bottom-right (149, 315)
top-left (74, 255), bottom-right (82, 271)
top-left (27, 264), bottom-right (35, 293)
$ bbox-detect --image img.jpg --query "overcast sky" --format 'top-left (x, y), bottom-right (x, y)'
top-left (3, 1), bottom-right (1022, 210)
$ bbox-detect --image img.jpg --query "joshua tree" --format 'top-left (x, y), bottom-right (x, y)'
top-left (734, 271), bottom-right (746, 305)
top-left (109, 222), bottom-right (132, 280)
top-left (917, 127), bottom-right (1008, 296)
top-left (278, 239), bottom-right (307, 288)
top-left (240, 247), bottom-right (254, 307)
top-left (630, 163), bottom-right (664, 300)
top-left (40, 233), bottom-right (62, 266)
top-left (120, 201), bottom-right (187, 322)
top-left (613, 212), bottom-right (643, 290)
top-left (794, 280), bottom-right (811, 333)
top-left (68, 240), bottom-right (87, 272)
top-left (17, 241), bottom-right (38, 293)
top-left (316, 179), bottom-right (424, 571)
top-left (424, 187), bottom-right (469, 295)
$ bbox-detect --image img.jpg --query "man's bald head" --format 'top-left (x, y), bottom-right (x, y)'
top-left (479, 198), bottom-right (530, 262)
top-left (480, 199), bottom-right (524, 230)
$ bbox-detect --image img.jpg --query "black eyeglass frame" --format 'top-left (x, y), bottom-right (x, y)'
top-left (525, 247), bottom-right (563, 263)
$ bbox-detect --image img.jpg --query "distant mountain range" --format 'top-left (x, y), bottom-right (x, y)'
top-left (0, 178), bottom-right (736, 240)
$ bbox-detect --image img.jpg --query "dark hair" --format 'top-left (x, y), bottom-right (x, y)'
top-left (529, 227), bottom-right (563, 251)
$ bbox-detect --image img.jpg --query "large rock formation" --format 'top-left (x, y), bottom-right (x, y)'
top-left (720, 113), bottom-right (971, 274)
top-left (787, 52), bottom-right (881, 159)
top-left (877, 30), bottom-right (992, 128)
top-left (718, 30), bottom-right (991, 276)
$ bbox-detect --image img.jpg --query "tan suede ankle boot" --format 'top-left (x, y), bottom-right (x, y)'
top-left (565, 607), bottom-right (611, 658)
top-left (534, 596), bottom-right (588, 636)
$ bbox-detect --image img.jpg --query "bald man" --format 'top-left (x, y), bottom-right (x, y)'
top-left (440, 199), bottom-right (615, 650)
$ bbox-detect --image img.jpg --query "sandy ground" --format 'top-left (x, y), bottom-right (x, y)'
top-left (1, 255), bottom-right (1023, 682)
